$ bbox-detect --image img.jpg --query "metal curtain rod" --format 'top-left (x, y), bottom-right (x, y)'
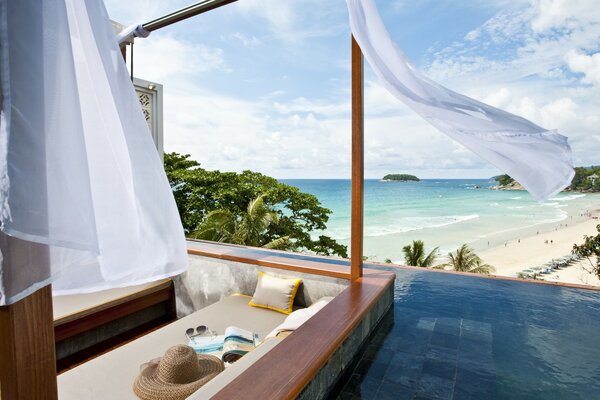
top-left (142, 0), bottom-right (238, 32)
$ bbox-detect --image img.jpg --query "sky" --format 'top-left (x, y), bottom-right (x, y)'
top-left (105, 0), bottom-right (600, 179)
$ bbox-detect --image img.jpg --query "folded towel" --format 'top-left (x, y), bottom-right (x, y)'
top-left (266, 297), bottom-right (332, 339)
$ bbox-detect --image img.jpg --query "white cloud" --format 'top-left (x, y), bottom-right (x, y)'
top-left (234, 0), bottom-right (347, 43)
top-left (104, 0), bottom-right (187, 25)
top-left (105, 0), bottom-right (600, 178)
top-left (530, 0), bottom-right (600, 32)
top-left (228, 32), bottom-right (261, 48)
top-left (130, 36), bottom-right (229, 82)
top-left (566, 50), bottom-right (600, 86)
top-left (422, 0), bottom-right (600, 170)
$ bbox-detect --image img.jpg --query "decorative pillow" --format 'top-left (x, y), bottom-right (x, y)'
top-left (248, 272), bottom-right (302, 315)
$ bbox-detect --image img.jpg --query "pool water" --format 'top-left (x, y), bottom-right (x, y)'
top-left (338, 267), bottom-right (600, 399)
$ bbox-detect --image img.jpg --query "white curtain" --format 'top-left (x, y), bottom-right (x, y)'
top-left (347, 0), bottom-right (574, 201)
top-left (0, 0), bottom-right (187, 305)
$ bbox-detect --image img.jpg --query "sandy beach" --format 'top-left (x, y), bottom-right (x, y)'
top-left (479, 212), bottom-right (600, 286)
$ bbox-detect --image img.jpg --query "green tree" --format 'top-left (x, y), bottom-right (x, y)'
top-left (164, 152), bottom-right (347, 257)
top-left (496, 174), bottom-right (514, 186)
top-left (402, 240), bottom-right (438, 267)
top-left (573, 224), bottom-right (600, 277)
top-left (444, 244), bottom-right (495, 274)
top-left (193, 195), bottom-right (290, 249)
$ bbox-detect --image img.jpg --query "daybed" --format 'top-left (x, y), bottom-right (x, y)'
top-left (58, 294), bottom-right (290, 399)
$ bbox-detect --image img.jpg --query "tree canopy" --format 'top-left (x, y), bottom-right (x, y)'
top-left (494, 174), bottom-right (514, 186)
top-left (192, 194), bottom-right (290, 250)
top-left (402, 240), bottom-right (438, 267)
top-left (164, 152), bottom-right (347, 257)
top-left (444, 244), bottom-right (495, 274)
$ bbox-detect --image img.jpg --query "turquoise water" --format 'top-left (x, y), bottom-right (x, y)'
top-left (280, 179), bottom-right (600, 262)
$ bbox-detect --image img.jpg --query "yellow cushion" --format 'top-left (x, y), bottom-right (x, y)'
top-left (248, 272), bottom-right (302, 315)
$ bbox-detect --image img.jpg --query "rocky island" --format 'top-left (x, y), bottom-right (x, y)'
top-left (382, 174), bottom-right (420, 182)
top-left (489, 174), bottom-right (525, 191)
top-left (490, 168), bottom-right (600, 192)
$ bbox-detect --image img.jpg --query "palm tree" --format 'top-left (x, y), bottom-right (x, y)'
top-left (402, 240), bottom-right (438, 267)
top-left (192, 195), bottom-right (290, 250)
top-left (445, 244), bottom-right (495, 274)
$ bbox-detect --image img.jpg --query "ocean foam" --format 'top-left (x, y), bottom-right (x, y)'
top-left (364, 214), bottom-right (480, 238)
top-left (549, 194), bottom-right (586, 202)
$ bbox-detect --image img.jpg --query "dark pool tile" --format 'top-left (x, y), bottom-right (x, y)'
top-left (384, 335), bottom-right (409, 351)
top-left (383, 355), bottom-right (423, 387)
top-left (460, 329), bottom-right (493, 344)
top-left (452, 388), bottom-right (487, 400)
top-left (461, 319), bottom-right (491, 332)
top-left (455, 366), bottom-right (495, 382)
top-left (415, 374), bottom-right (455, 400)
top-left (338, 391), bottom-right (361, 400)
top-left (416, 317), bottom-right (437, 332)
top-left (343, 374), bottom-right (381, 400)
top-left (453, 382), bottom-right (494, 399)
top-left (457, 358), bottom-right (494, 376)
top-left (422, 358), bottom-right (456, 380)
top-left (395, 333), bottom-right (432, 355)
top-left (434, 318), bottom-right (460, 336)
top-left (355, 358), bottom-right (392, 381)
top-left (425, 345), bottom-right (458, 362)
top-left (430, 332), bottom-right (460, 349)
top-left (375, 381), bottom-right (415, 400)
top-left (362, 345), bottom-right (380, 360)
top-left (460, 320), bottom-right (492, 344)
top-left (389, 351), bottom-right (425, 369)
top-left (373, 351), bottom-right (396, 366)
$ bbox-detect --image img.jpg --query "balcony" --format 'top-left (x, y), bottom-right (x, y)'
top-left (51, 240), bottom-right (600, 399)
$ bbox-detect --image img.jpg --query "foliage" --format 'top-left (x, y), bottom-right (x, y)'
top-left (383, 174), bottom-right (420, 181)
top-left (495, 174), bottom-right (514, 186)
top-left (192, 195), bottom-right (290, 250)
top-left (164, 152), bottom-right (347, 257)
top-left (496, 167), bottom-right (600, 192)
top-left (402, 240), bottom-right (438, 267)
top-left (570, 166), bottom-right (600, 191)
top-left (573, 224), bottom-right (600, 277)
top-left (444, 244), bottom-right (495, 274)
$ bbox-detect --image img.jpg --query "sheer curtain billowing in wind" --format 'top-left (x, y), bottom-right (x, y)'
top-left (0, 0), bottom-right (187, 305)
top-left (346, 0), bottom-right (574, 201)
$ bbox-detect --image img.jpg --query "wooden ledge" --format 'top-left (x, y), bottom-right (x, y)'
top-left (54, 280), bottom-right (175, 342)
top-left (211, 270), bottom-right (395, 400)
top-left (187, 240), bottom-right (353, 279)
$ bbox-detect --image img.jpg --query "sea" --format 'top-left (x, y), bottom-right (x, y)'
top-left (279, 179), bottom-right (600, 263)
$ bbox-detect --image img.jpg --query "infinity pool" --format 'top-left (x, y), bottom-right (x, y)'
top-left (338, 267), bottom-right (600, 399)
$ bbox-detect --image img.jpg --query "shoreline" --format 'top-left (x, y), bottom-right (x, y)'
top-left (478, 212), bottom-right (600, 286)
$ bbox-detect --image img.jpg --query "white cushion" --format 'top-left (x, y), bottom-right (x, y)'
top-left (248, 272), bottom-right (302, 314)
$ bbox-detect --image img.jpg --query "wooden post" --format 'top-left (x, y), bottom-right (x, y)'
top-left (351, 36), bottom-right (364, 281)
top-left (0, 285), bottom-right (58, 400)
top-left (0, 1), bottom-right (58, 395)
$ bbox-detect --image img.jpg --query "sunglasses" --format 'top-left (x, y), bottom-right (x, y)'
top-left (185, 325), bottom-right (217, 339)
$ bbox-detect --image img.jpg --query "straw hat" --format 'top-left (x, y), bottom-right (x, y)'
top-left (133, 345), bottom-right (224, 400)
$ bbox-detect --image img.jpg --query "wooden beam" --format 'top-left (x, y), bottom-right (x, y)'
top-left (351, 36), bottom-right (364, 281)
top-left (0, 285), bottom-right (58, 400)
